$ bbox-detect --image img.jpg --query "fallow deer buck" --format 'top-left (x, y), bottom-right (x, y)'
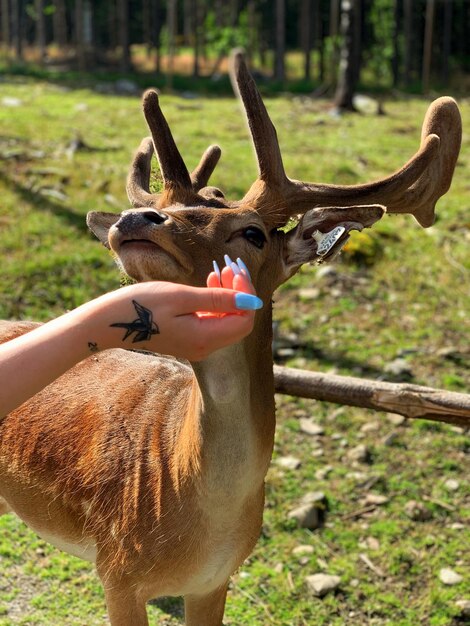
top-left (0, 52), bottom-right (461, 625)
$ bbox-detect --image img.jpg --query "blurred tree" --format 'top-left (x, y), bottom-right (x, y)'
top-left (422, 0), bottom-right (435, 93)
top-left (35, 0), bottom-right (46, 64)
top-left (274, 0), bottom-right (285, 80)
top-left (441, 0), bottom-right (452, 85)
top-left (1, 0), bottom-right (10, 51)
top-left (117, 0), bottom-right (130, 71)
top-left (300, 0), bottom-right (312, 80)
top-left (52, 0), bottom-right (67, 48)
top-left (334, 0), bottom-right (361, 111)
top-left (11, 0), bottom-right (25, 60)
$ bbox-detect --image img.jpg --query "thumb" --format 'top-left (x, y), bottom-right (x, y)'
top-left (176, 287), bottom-right (263, 315)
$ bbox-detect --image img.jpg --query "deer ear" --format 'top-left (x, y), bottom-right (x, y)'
top-left (87, 211), bottom-right (121, 248)
top-left (283, 204), bottom-right (385, 274)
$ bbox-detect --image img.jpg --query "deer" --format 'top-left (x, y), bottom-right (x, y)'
top-left (0, 51), bottom-right (461, 625)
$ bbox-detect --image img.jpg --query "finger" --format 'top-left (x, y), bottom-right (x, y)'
top-left (206, 271), bottom-right (221, 289)
top-left (233, 272), bottom-right (255, 295)
top-left (221, 265), bottom-right (234, 289)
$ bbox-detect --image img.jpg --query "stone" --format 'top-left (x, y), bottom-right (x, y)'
top-left (347, 444), bottom-right (372, 464)
top-left (455, 600), bottom-right (470, 618)
top-left (292, 545), bottom-right (315, 557)
top-left (298, 288), bottom-right (321, 301)
top-left (115, 79), bottom-right (140, 95)
top-left (439, 568), bottom-right (463, 585)
top-left (315, 466), bottom-right (333, 480)
top-left (288, 492), bottom-right (328, 530)
top-left (305, 573), bottom-right (341, 597)
top-left (382, 431), bottom-right (399, 447)
top-left (299, 418), bottom-right (324, 436)
top-left (444, 479), bottom-right (460, 491)
top-left (275, 456), bottom-right (301, 470)
top-left (387, 413), bottom-right (406, 426)
top-left (364, 494), bottom-right (389, 506)
top-left (404, 500), bottom-right (432, 521)
top-left (360, 421), bottom-right (380, 433)
top-left (384, 358), bottom-right (413, 380)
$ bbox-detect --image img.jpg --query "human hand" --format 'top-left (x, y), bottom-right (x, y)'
top-left (98, 256), bottom-right (261, 361)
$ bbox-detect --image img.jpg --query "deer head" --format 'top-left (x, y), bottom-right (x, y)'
top-left (87, 51), bottom-right (461, 307)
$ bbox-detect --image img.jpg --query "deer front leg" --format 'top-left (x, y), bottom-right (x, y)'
top-left (100, 579), bottom-right (149, 626)
top-left (184, 583), bottom-right (228, 626)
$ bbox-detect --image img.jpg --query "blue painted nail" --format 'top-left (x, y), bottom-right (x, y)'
top-left (235, 293), bottom-right (263, 310)
top-left (212, 260), bottom-right (221, 280)
top-left (231, 261), bottom-right (241, 275)
top-left (224, 254), bottom-right (233, 267)
top-left (236, 257), bottom-right (252, 281)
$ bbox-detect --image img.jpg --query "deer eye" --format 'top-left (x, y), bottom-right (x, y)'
top-left (243, 227), bottom-right (267, 249)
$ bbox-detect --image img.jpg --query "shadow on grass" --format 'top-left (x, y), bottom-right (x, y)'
top-left (0, 168), bottom-right (89, 234)
top-left (275, 342), bottom-right (414, 382)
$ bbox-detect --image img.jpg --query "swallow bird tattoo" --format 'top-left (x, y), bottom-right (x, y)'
top-left (110, 300), bottom-right (160, 343)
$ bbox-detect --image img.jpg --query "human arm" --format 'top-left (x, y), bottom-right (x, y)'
top-left (0, 268), bottom-right (261, 418)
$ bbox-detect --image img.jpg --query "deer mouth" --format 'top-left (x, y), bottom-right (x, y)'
top-left (112, 232), bottom-right (193, 275)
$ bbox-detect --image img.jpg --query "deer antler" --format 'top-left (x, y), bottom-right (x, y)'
top-left (126, 90), bottom-right (223, 208)
top-left (230, 50), bottom-right (461, 228)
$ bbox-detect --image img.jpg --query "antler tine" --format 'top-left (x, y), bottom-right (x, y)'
top-left (231, 51), bottom-right (461, 228)
top-left (126, 136), bottom-right (156, 208)
top-left (284, 97), bottom-right (461, 228)
top-left (142, 89), bottom-right (192, 193)
top-left (191, 145), bottom-right (222, 191)
top-left (229, 49), bottom-right (288, 187)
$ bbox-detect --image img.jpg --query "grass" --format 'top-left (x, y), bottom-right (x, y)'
top-left (0, 74), bottom-right (468, 624)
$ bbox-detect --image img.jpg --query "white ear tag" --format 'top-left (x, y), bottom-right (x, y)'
top-left (311, 226), bottom-right (346, 257)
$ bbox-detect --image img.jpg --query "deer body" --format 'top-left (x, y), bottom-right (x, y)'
top-left (0, 52), bottom-right (461, 624)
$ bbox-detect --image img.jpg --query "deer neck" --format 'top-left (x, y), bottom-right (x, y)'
top-left (188, 306), bottom-right (276, 497)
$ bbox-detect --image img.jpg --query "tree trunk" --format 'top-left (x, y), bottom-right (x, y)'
top-left (403, 0), bottom-right (413, 87)
top-left (11, 0), bottom-right (24, 60)
top-left (143, 0), bottom-right (151, 57)
top-left (300, 0), bottom-right (312, 80)
top-left (192, 0), bottom-right (199, 78)
top-left (329, 0), bottom-right (340, 83)
top-left (35, 0), bottom-right (46, 64)
top-left (422, 0), bottom-right (435, 93)
top-left (391, 0), bottom-right (400, 87)
top-left (1, 0), bottom-right (10, 51)
top-left (441, 0), bottom-right (452, 86)
top-left (153, 0), bottom-right (162, 74)
top-left (274, 0), bottom-right (285, 81)
top-left (167, 0), bottom-right (177, 89)
top-left (183, 0), bottom-right (191, 45)
top-left (52, 0), bottom-right (67, 48)
top-left (273, 365), bottom-right (470, 428)
top-left (117, 0), bottom-right (130, 72)
top-left (246, 0), bottom-right (256, 63)
top-left (333, 0), bottom-right (358, 111)
top-left (75, 0), bottom-right (85, 70)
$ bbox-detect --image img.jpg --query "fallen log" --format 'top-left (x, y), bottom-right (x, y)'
top-left (273, 365), bottom-right (470, 427)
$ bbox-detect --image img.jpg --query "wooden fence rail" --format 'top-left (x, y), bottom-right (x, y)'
top-left (273, 365), bottom-right (470, 427)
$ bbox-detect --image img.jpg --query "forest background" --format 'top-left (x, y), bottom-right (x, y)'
top-left (1, 0), bottom-right (470, 99)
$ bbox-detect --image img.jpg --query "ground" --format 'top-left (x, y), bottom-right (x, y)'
top-left (0, 77), bottom-right (468, 624)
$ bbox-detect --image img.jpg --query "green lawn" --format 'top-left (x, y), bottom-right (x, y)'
top-left (0, 76), bottom-right (468, 624)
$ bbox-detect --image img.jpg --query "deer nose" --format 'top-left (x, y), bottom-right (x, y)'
top-left (142, 210), bottom-right (168, 225)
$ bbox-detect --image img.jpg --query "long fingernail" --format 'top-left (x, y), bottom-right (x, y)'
top-left (236, 257), bottom-right (251, 281)
top-left (234, 293), bottom-right (263, 310)
top-left (212, 260), bottom-right (221, 281)
top-left (231, 261), bottom-right (241, 275)
top-left (224, 254), bottom-right (234, 267)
